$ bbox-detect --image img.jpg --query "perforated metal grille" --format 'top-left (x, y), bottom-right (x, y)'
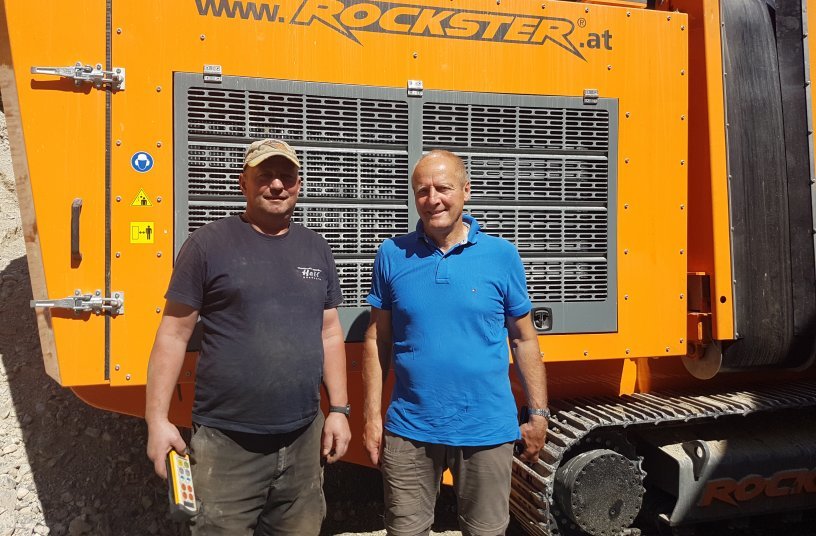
top-left (524, 260), bottom-right (609, 301)
top-left (425, 100), bottom-right (612, 306)
top-left (183, 85), bottom-right (410, 308)
top-left (466, 208), bottom-right (607, 255)
top-left (423, 103), bottom-right (609, 150)
top-left (465, 155), bottom-right (608, 202)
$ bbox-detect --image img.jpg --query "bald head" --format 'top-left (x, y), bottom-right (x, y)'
top-left (412, 150), bottom-right (468, 188)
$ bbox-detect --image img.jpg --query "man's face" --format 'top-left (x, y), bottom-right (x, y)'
top-left (239, 156), bottom-right (300, 218)
top-left (412, 154), bottom-right (471, 235)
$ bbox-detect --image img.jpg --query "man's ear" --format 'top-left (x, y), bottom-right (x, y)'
top-left (238, 171), bottom-right (247, 195)
top-left (464, 181), bottom-right (472, 202)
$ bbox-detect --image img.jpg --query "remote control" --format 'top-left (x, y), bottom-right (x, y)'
top-left (166, 450), bottom-right (197, 520)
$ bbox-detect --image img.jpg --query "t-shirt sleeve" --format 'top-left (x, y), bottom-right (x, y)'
top-left (165, 238), bottom-right (206, 310)
top-left (504, 246), bottom-right (532, 317)
top-left (323, 241), bottom-right (343, 309)
top-left (366, 243), bottom-right (392, 310)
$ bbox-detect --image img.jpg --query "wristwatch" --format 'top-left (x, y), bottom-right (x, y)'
top-left (329, 404), bottom-right (351, 417)
top-left (528, 407), bottom-right (551, 419)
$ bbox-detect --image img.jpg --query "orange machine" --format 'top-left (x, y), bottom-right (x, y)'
top-left (1, 0), bottom-right (815, 533)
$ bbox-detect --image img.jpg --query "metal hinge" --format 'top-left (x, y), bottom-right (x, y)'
top-left (31, 290), bottom-right (125, 316)
top-left (30, 62), bottom-right (125, 91)
top-left (583, 88), bottom-right (599, 105)
top-left (407, 79), bottom-right (424, 97)
top-left (203, 64), bottom-right (222, 83)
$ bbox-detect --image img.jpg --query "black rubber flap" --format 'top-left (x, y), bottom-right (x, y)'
top-left (720, 0), bottom-right (816, 368)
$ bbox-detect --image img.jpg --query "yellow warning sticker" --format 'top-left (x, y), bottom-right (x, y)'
top-left (131, 188), bottom-right (153, 207)
top-left (130, 222), bottom-right (155, 244)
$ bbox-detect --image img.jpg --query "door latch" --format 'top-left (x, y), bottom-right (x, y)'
top-left (30, 62), bottom-right (125, 91)
top-left (31, 290), bottom-right (125, 316)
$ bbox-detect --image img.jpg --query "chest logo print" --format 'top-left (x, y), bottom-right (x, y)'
top-left (298, 266), bottom-right (323, 280)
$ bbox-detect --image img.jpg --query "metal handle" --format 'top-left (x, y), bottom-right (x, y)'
top-left (71, 198), bottom-right (82, 267)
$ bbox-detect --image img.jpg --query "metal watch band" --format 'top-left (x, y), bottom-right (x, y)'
top-left (528, 407), bottom-right (551, 419)
top-left (329, 404), bottom-right (351, 416)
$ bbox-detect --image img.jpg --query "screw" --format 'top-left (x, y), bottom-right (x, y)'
top-left (624, 203), bottom-right (629, 209)
top-left (156, 307), bottom-right (161, 313)
top-left (680, 249), bottom-right (685, 254)
top-left (156, 86), bottom-right (162, 92)
top-left (200, 34), bottom-right (206, 40)
top-left (115, 140), bottom-right (121, 146)
top-left (125, 374), bottom-right (131, 381)
top-left (681, 69), bottom-right (686, 75)
top-left (625, 348), bottom-right (631, 354)
top-left (680, 160), bottom-right (686, 165)
top-left (585, 6), bottom-right (590, 12)
top-left (625, 158), bottom-right (630, 163)
top-left (666, 347), bottom-right (670, 352)
top-left (624, 294), bottom-right (629, 300)
top-left (116, 28), bottom-right (122, 34)
top-left (680, 293), bottom-right (685, 299)
top-left (156, 196), bottom-right (163, 203)
top-left (157, 252), bottom-right (163, 258)
top-left (624, 249), bottom-right (629, 254)
top-left (680, 204), bottom-right (685, 209)
top-left (583, 351), bottom-right (589, 356)
top-left (607, 64), bottom-right (613, 70)
top-left (185, 371), bottom-right (192, 377)
top-left (667, 15), bottom-right (672, 20)
top-left (680, 338), bottom-right (685, 343)
top-left (413, 52), bottom-right (418, 58)
top-left (681, 115), bottom-right (686, 120)
top-left (156, 141), bottom-right (162, 148)
top-left (95, 290), bottom-right (101, 296)
top-left (681, 24), bottom-right (686, 30)
top-left (114, 293), bottom-right (120, 299)
top-left (626, 11), bottom-right (631, 16)
top-left (115, 196), bottom-right (121, 202)
top-left (114, 364), bottom-right (120, 371)
top-left (115, 252), bottom-right (120, 258)
top-left (625, 112), bottom-right (630, 118)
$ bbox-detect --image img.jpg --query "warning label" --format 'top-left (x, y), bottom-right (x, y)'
top-left (130, 222), bottom-right (155, 244)
top-left (131, 188), bottom-right (153, 207)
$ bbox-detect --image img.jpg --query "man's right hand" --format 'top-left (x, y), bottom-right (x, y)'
top-left (146, 419), bottom-right (187, 479)
top-left (362, 418), bottom-right (384, 466)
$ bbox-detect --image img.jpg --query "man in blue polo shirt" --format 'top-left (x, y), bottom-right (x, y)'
top-left (362, 150), bottom-right (549, 536)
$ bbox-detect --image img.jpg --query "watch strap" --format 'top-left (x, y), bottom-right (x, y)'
top-left (528, 407), bottom-right (551, 419)
top-left (329, 404), bottom-right (351, 416)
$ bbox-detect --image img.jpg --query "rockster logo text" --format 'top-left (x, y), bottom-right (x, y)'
top-left (195, 0), bottom-right (614, 61)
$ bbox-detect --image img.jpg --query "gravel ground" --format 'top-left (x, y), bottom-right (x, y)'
top-left (1, 109), bottom-right (814, 536)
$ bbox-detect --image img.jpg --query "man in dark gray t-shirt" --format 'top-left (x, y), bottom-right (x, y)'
top-left (145, 139), bottom-right (351, 535)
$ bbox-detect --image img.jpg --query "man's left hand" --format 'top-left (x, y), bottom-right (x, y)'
top-left (519, 415), bottom-right (548, 463)
top-left (321, 412), bottom-right (351, 463)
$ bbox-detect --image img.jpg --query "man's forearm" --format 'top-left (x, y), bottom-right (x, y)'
top-left (322, 333), bottom-right (349, 407)
top-left (514, 338), bottom-right (548, 409)
top-left (362, 336), bottom-right (384, 422)
top-left (145, 335), bottom-right (189, 425)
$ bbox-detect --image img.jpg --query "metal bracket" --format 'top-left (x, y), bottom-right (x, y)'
top-left (31, 290), bottom-right (125, 316)
top-left (30, 62), bottom-right (125, 90)
top-left (203, 64), bottom-right (222, 83)
top-left (407, 79), bottom-right (424, 97)
top-left (583, 88), bottom-right (599, 105)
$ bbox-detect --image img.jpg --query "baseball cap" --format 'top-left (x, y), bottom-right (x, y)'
top-left (243, 139), bottom-right (301, 168)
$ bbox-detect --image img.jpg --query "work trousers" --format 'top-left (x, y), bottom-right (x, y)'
top-left (381, 431), bottom-right (514, 536)
top-left (188, 412), bottom-right (325, 536)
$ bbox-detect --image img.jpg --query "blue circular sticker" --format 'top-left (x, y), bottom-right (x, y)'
top-left (131, 151), bottom-right (154, 173)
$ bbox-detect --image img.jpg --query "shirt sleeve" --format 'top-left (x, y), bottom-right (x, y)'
top-left (504, 246), bottom-right (532, 317)
top-left (366, 242), bottom-right (392, 310)
top-left (323, 241), bottom-right (343, 309)
top-left (165, 237), bottom-right (206, 310)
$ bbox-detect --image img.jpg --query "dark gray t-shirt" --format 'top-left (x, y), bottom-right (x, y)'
top-left (166, 215), bottom-right (343, 434)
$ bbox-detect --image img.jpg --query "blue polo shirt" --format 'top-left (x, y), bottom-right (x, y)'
top-left (367, 214), bottom-right (532, 446)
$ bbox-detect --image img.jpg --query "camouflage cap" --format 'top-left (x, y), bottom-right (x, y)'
top-left (243, 139), bottom-right (301, 168)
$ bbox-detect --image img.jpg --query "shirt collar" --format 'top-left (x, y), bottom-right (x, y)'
top-left (415, 213), bottom-right (481, 246)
